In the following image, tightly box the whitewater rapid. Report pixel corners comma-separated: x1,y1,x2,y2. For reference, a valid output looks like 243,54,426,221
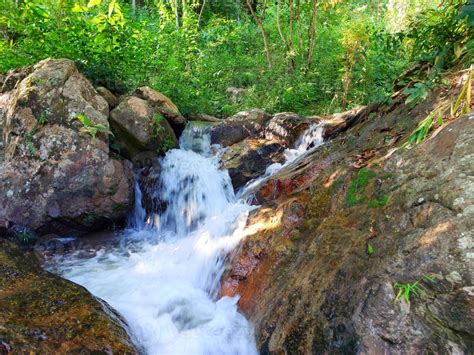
47,121,324,354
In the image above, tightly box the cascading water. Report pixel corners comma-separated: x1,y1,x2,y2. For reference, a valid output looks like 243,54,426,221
238,122,325,198
47,120,325,354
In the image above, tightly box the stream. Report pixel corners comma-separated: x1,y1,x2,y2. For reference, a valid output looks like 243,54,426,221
46,121,324,354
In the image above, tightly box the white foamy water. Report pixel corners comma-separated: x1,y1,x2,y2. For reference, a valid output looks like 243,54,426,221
47,120,324,354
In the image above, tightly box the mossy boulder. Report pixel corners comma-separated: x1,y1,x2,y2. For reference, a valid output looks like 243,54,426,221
133,86,187,136
0,58,134,236
0,238,138,353
109,96,178,161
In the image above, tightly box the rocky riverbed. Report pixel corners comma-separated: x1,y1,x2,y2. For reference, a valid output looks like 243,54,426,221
1,58,473,353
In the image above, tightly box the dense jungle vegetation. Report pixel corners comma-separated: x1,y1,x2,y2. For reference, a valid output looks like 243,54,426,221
0,0,473,117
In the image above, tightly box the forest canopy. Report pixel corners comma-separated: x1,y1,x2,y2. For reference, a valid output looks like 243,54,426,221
0,0,473,116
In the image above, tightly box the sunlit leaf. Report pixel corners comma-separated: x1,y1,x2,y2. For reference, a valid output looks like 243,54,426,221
88,0,101,8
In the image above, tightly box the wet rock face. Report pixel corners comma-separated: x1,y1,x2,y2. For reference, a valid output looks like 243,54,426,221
0,238,138,353
210,109,271,147
222,140,285,190
215,110,312,190
0,58,134,235
264,112,309,146
222,100,474,352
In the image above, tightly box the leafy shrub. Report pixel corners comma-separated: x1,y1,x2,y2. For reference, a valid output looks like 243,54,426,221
0,0,469,118
77,113,113,139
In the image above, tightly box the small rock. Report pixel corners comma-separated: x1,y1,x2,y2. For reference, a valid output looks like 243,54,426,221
96,86,119,109
446,271,463,283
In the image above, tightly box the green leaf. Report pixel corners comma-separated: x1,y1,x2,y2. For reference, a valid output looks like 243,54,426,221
367,244,374,255
72,4,86,12
88,0,101,8
77,113,92,126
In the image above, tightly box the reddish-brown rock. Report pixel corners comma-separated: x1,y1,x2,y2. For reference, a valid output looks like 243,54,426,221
221,83,474,353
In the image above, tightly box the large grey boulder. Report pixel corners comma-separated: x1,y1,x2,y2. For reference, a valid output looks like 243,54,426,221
109,95,178,161
0,58,134,235
265,112,309,146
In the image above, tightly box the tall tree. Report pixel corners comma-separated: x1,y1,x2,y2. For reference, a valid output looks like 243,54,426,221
246,0,272,69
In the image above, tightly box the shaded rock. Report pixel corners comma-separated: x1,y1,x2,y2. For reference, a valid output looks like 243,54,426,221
221,139,285,190
131,151,163,218
1,66,33,93
219,111,318,190
0,238,138,353
139,165,164,219
133,86,186,136
265,112,309,146
131,150,161,169
210,109,271,147
187,112,221,123
109,96,178,161
221,84,474,354
0,58,133,235
96,86,119,109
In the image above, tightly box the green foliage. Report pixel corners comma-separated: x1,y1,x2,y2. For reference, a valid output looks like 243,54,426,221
406,109,443,146
368,195,390,208
15,228,37,244
367,244,374,255
109,134,121,154
394,275,434,303
394,281,422,303
159,132,176,155
37,112,48,125
451,66,472,117
406,0,473,69
346,168,376,207
403,80,435,105
77,113,113,139
405,66,472,147
24,130,37,155
152,114,166,136
400,0,473,94
462,0,474,27
0,0,469,117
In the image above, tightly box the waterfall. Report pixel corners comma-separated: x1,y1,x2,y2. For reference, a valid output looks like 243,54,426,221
127,170,147,230
49,120,325,354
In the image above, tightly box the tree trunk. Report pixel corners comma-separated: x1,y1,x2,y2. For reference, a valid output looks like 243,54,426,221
198,0,207,24
246,0,272,69
306,0,318,71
